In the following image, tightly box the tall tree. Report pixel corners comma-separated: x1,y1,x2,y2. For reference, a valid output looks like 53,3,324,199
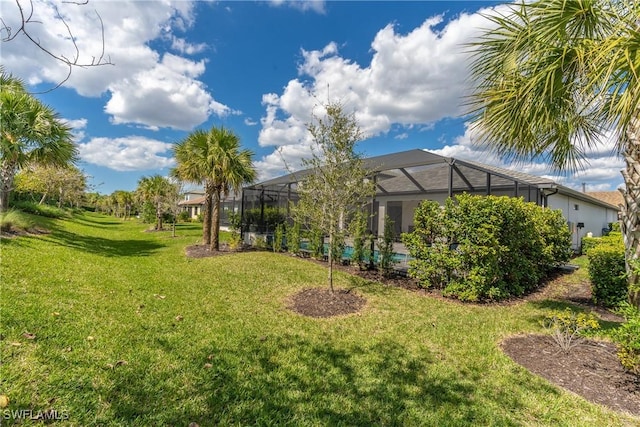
0,69,77,211
172,126,256,251
293,102,375,292
468,0,640,307
15,164,86,208
136,175,175,231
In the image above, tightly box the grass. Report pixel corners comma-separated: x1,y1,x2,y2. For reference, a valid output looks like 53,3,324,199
0,212,637,426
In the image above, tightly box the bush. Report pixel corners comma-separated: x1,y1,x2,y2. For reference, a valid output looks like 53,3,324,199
403,195,572,301
542,308,600,353
227,212,242,250
243,207,286,232
613,303,640,374
273,223,285,252
177,210,191,222
0,209,35,232
587,239,626,307
286,221,301,255
378,215,396,277
307,227,325,260
582,231,622,255
11,200,68,218
349,210,372,270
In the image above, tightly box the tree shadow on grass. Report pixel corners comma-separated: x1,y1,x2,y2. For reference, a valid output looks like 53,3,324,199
42,228,164,257
100,334,528,426
70,215,124,228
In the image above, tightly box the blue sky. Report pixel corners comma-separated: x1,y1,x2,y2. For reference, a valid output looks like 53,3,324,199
2,0,624,194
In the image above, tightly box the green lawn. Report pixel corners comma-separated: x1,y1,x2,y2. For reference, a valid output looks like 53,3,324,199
0,212,636,426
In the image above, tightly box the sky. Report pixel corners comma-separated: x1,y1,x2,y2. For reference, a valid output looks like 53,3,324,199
1,0,624,195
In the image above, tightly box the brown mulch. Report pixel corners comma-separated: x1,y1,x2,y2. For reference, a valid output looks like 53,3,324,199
0,226,50,239
287,287,366,318
502,335,640,417
185,244,254,259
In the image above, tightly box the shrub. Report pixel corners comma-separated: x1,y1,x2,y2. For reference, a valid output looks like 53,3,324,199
587,242,626,307
307,227,325,260
273,223,285,252
0,209,35,232
542,308,600,353
177,210,191,222
286,221,301,255
227,212,242,250
349,210,372,270
613,303,640,374
251,235,267,250
378,215,396,277
582,231,622,255
403,195,572,301
243,207,286,232
11,200,68,218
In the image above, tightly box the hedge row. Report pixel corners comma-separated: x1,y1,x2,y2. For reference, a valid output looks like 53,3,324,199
403,194,572,302
585,232,627,307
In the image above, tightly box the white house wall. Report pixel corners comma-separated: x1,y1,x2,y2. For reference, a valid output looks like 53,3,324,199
547,193,618,249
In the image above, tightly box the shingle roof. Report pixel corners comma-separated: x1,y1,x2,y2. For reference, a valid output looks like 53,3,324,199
586,191,624,208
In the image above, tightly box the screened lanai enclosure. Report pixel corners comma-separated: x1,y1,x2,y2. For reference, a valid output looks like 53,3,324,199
240,149,564,238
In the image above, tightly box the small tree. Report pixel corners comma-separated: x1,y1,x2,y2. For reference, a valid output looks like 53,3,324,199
293,102,375,292
379,215,396,277
349,209,372,270
286,220,301,256
273,223,286,252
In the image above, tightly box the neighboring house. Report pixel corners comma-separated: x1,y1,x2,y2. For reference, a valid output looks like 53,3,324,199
178,190,205,219
178,190,242,226
243,149,619,251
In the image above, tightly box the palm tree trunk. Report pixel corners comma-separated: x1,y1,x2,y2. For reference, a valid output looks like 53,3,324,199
620,111,640,308
210,187,221,252
203,182,214,246
0,161,15,213
156,200,163,230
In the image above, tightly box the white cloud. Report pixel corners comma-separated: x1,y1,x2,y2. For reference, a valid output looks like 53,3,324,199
170,36,208,55
244,118,258,126
62,117,88,142
256,7,499,179
431,123,625,192
2,0,229,130
268,0,326,14
104,53,214,130
78,136,175,171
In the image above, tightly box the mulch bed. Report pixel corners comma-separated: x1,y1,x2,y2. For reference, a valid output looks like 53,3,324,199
287,287,366,318
502,335,640,417
185,244,254,259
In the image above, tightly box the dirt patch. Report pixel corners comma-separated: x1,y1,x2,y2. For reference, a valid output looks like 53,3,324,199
0,226,50,239
502,335,640,417
288,287,366,318
185,244,251,259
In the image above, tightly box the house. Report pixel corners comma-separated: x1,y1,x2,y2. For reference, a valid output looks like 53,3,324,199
242,149,620,251
178,190,205,219
178,190,242,227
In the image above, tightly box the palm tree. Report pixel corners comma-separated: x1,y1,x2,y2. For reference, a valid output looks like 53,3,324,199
136,175,175,230
172,126,256,251
0,69,76,211
467,0,639,307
